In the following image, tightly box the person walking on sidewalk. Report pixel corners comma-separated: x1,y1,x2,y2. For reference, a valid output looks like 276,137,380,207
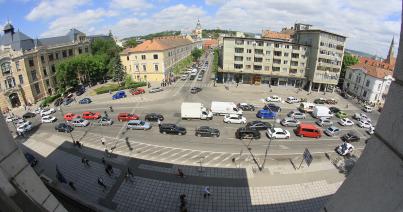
179,194,187,212
105,167,112,176
203,186,211,198
176,168,184,178
97,177,107,190
127,167,134,177
101,157,106,165
68,181,76,191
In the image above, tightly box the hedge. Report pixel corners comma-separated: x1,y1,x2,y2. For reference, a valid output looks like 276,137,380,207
94,82,147,94
40,93,62,107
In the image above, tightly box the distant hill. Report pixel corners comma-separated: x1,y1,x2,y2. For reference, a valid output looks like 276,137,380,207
346,49,383,59
202,29,237,39
122,30,181,42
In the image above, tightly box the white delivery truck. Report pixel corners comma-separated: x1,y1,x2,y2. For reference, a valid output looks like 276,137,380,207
211,101,243,116
312,106,333,118
181,102,213,120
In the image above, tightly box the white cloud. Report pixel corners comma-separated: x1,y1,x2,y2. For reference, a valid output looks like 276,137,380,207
110,0,153,11
205,0,226,5
26,0,90,21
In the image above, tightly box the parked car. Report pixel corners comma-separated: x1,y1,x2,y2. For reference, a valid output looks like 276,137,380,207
190,87,202,94
265,95,282,102
117,113,139,122
180,74,188,80
341,132,360,142
267,128,291,139
149,87,163,93
281,118,300,127
256,109,277,119
237,103,255,111
338,118,354,126
127,120,152,130
79,98,92,104
287,110,306,119
41,115,57,123
286,96,299,104
131,88,145,95
75,88,85,96
357,119,372,128
316,117,333,127
313,98,326,104
336,142,354,156
159,123,186,135
325,99,338,104
235,127,260,139
97,116,113,126
17,121,32,133
63,97,74,105
82,111,101,120
367,126,375,135
245,121,272,131
195,126,220,137
335,111,348,118
64,113,80,121
34,108,43,114
5,116,18,123
112,91,127,100
353,113,368,121
223,114,247,124
263,103,281,112
70,118,90,127
54,98,64,107
197,75,203,81
324,126,341,136
363,105,374,113
40,108,56,116
22,112,36,119
294,123,321,138
16,118,28,126
55,123,73,133
144,113,164,122
329,107,341,114
24,152,38,167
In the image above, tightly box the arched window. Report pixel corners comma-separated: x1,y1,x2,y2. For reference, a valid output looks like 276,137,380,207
1,62,11,76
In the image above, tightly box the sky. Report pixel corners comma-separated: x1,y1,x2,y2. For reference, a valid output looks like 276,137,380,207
0,0,401,58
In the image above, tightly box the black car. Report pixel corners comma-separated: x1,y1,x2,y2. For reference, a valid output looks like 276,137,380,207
79,98,92,104
159,123,186,135
341,132,360,142
24,153,38,167
246,121,273,131
190,87,202,94
55,123,74,133
54,98,64,107
263,103,281,112
195,126,220,137
145,113,164,122
237,103,255,111
329,107,341,114
64,98,74,105
314,98,326,104
76,88,85,96
22,112,36,119
235,127,261,139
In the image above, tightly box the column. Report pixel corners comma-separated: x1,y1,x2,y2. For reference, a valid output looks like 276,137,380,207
308,81,312,92
317,83,321,92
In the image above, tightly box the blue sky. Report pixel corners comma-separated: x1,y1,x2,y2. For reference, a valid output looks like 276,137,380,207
0,0,401,57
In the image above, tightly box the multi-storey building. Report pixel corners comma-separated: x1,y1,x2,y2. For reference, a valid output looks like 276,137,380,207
343,64,393,104
0,23,91,111
220,37,309,87
293,24,346,92
120,36,201,82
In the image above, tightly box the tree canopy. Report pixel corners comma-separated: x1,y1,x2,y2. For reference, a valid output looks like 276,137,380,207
123,38,138,49
338,53,359,87
191,48,203,61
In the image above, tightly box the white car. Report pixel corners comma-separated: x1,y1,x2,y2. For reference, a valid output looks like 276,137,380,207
223,114,247,124
367,126,375,135
5,116,17,123
266,128,291,139
17,121,32,133
180,74,188,80
34,108,43,114
316,118,333,127
286,96,299,104
338,118,354,126
353,113,368,121
41,115,57,123
16,118,28,126
357,120,372,128
324,126,341,137
70,118,90,127
265,95,281,102
336,142,354,156
363,105,373,113
40,108,56,116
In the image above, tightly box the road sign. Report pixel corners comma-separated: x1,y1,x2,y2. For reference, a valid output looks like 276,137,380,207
303,148,313,167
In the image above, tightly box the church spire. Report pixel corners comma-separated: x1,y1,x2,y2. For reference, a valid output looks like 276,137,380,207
385,36,395,65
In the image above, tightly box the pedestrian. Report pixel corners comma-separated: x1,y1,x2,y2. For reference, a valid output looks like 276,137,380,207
177,168,184,178
160,81,163,87
107,164,114,174
109,106,113,112
127,167,133,177
109,90,112,94
68,181,76,191
105,167,112,176
85,158,90,166
346,103,349,109
203,186,211,198
236,82,239,87
97,177,107,189
101,137,105,145
101,157,106,165
104,111,108,118
157,118,161,127
81,157,86,164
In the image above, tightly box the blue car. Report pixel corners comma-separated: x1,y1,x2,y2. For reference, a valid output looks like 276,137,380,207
79,97,92,104
256,109,277,119
112,91,127,100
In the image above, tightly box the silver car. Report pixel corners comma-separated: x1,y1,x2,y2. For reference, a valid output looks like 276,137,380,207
316,118,333,127
149,87,163,93
287,110,306,119
70,118,89,127
127,120,152,130
97,117,113,126
324,126,341,136
280,118,300,127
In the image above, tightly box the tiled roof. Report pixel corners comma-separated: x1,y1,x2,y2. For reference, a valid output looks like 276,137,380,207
359,57,395,71
350,64,393,79
122,36,193,54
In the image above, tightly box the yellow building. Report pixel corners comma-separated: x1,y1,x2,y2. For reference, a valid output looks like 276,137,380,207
120,36,200,82
0,23,91,111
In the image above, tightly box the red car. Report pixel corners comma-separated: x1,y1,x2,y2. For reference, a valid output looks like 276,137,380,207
64,113,80,121
82,111,101,120
117,113,139,122
130,88,145,95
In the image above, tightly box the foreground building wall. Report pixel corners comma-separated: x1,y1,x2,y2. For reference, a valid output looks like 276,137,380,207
324,6,403,211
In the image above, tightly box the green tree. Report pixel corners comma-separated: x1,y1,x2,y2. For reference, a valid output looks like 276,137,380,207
191,48,203,61
111,56,125,85
91,38,122,78
123,38,138,48
338,53,359,87
212,48,219,74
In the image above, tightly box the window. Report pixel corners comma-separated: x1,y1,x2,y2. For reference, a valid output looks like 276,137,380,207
142,55,146,60
366,80,370,87
68,49,73,56
78,48,82,54
235,48,244,53
363,91,367,97
275,43,280,48
255,49,263,54
264,66,270,71
265,51,271,55
246,49,252,53
48,53,54,61
51,65,56,73
29,59,34,67
15,61,20,71
43,68,48,77
55,52,59,60
290,69,297,74
143,64,147,71
266,58,271,62
253,65,262,70
283,60,288,64
1,62,11,75
5,77,16,89
31,70,38,81
254,57,263,62
291,61,298,66
284,52,289,57
135,64,139,71
273,59,281,64
41,55,45,63
246,57,251,61
234,64,243,69
274,51,282,56
348,73,352,80
154,64,159,71
235,39,244,45
85,47,89,53
282,67,288,71
127,56,129,61
285,45,290,49
153,54,158,59
234,56,243,61
34,83,40,94
291,53,299,58
62,50,67,58
245,65,251,69
272,66,280,71
18,75,24,84
256,41,263,46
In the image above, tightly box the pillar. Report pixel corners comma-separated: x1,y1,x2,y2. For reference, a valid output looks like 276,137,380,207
317,83,321,92
308,81,312,92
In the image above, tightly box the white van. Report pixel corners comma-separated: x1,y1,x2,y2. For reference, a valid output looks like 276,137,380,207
299,102,316,113
363,105,373,113
312,106,333,118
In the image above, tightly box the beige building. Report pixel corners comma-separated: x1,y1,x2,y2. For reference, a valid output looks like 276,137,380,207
120,36,201,82
220,37,308,87
0,23,91,111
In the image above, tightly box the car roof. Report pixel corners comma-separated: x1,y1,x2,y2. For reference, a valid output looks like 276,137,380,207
227,114,240,117
298,123,319,129
328,126,339,130
128,120,141,123
272,128,285,132
199,126,210,129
